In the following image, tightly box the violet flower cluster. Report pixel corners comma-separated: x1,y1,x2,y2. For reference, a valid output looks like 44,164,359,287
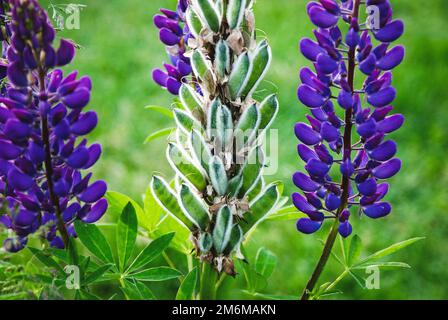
293,0,405,238
0,0,107,252
152,0,192,95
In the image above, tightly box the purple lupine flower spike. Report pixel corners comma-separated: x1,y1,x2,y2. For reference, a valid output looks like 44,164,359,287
152,0,192,95
294,0,405,239
0,0,107,252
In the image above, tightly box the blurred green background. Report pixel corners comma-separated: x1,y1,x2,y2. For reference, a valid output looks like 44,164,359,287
23,0,448,299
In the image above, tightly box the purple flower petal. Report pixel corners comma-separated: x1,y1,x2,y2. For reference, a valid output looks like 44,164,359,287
299,38,325,61
166,77,182,95
152,68,168,87
159,27,180,46
67,147,90,169
320,121,339,142
0,140,22,160
297,84,326,109
325,192,341,211
376,114,404,133
62,88,91,109
368,140,397,161
338,221,352,238
292,192,317,215
372,158,401,179
71,111,98,136
81,198,108,223
8,168,33,191
374,20,404,43
7,61,28,87
357,178,377,196
363,202,391,219
83,144,102,169
78,180,107,203
296,218,322,234
377,45,405,70
293,172,321,192
367,86,396,107
308,5,339,28
297,144,318,162
306,158,330,177
295,122,321,145
56,39,76,66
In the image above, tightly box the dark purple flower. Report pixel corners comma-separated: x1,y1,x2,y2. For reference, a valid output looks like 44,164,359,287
0,0,107,252
152,1,192,95
293,0,404,237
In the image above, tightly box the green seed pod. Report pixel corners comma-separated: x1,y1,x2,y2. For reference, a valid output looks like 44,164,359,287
192,0,221,33
224,225,244,255
191,50,212,82
238,146,264,197
186,8,203,38
241,40,272,98
179,184,211,230
151,176,194,230
227,0,247,30
207,98,233,148
209,156,228,196
174,109,203,134
213,205,234,254
215,40,231,80
228,52,251,100
199,232,213,252
234,103,260,148
167,143,207,191
190,129,212,174
179,84,203,113
258,94,279,131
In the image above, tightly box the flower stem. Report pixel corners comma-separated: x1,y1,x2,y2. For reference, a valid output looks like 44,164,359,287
39,71,70,248
300,0,361,301
199,262,218,300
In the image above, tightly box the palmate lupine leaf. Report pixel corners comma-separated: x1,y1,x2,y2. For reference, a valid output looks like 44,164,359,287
128,266,183,282
74,221,114,264
116,203,138,271
254,248,277,279
176,267,199,300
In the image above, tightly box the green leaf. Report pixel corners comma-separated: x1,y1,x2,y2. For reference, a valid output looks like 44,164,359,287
228,52,251,100
347,235,362,267
127,232,175,272
215,40,231,79
167,143,207,191
176,267,199,300
151,176,194,230
353,262,411,270
348,270,366,289
121,279,156,300
227,0,246,29
212,205,234,254
266,205,302,221
84,264,113,285
144,105,173,118
174,108,202,134
105,191,145,223
74,221,114,264
141,184,164,232
254,248,277,279
241,40,272,98
117,202,138,271
209,156,228,196
258,94,279,131
28,248,65,275
129,267,182,282
242,183,280,235
354,237,425,267
234,104,260,148
192,0,221,32
144,127,174,144
179,183,210,230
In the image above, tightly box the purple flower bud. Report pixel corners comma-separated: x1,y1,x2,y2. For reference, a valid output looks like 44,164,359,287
338,221,352,238
297,218,322,234
293,172,321,192
363,202,391,219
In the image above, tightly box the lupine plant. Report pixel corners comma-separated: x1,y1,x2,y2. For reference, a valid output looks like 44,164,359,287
0,0,107,253
149,0,286,299
294,0,422,300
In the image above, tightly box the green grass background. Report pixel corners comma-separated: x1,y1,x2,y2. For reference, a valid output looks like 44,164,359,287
27,0,448,299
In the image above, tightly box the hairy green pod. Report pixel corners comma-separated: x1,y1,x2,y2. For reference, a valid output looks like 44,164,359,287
190,129,212,174
228,52,251,100
258,94,279,131
215,40,231,80
151,176,194,230
224,225,244,255
227,0,247,30
179,84,203,113
179,184,211,230
241,41,272,98
242,183,280,234
199,232,213,252
191,50,212,82
238,146,263,198
207,99,234,148
234,103,260,148
167,143,207,191
192,0,221,33
209,156,228,196
213,205,234,254
174,109,202,134
186,8,203,38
